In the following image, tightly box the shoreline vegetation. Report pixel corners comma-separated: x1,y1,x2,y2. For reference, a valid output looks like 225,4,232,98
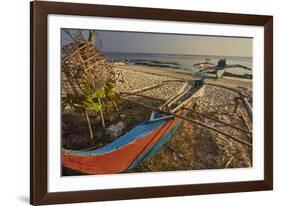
62,61,252,175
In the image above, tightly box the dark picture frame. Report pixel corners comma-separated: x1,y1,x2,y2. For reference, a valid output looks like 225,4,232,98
30,1,273,205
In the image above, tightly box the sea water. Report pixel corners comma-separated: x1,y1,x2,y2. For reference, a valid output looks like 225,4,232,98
103,52,252,80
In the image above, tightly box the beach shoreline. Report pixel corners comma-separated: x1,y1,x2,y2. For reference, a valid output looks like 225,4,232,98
114,64,252,91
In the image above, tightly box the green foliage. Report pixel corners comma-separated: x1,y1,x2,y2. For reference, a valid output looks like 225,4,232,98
62,82,121,117
62,95,85,114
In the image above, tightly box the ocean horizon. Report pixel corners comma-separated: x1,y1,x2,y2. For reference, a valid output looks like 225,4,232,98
103,51,252,80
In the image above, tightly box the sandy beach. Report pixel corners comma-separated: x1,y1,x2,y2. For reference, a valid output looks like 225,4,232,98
114,64,252,172
62,63,253,175
115,64,252,91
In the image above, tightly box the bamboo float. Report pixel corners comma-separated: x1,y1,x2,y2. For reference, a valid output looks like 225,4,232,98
121,97,252,147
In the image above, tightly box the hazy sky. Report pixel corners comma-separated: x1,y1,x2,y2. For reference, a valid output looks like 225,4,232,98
62,29,252,57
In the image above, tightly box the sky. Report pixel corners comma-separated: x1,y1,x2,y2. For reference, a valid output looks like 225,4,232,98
61,29,252,57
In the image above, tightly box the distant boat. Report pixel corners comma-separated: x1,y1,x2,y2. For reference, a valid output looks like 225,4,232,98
113,60,127,66
63,79,206,175
193,58,215,69
195,59,251,79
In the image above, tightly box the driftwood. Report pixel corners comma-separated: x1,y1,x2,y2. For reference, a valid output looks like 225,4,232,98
122,97,252,147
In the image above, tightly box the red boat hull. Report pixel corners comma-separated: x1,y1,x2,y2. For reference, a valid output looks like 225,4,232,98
63,114,181,174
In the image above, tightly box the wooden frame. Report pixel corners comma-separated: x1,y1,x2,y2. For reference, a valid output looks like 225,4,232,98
30,1,273,205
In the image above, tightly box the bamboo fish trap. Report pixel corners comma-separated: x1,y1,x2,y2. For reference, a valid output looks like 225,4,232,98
61,41,115,97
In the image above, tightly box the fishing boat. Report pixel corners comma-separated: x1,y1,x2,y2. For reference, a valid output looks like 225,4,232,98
194,59,252,79
63,78,206,175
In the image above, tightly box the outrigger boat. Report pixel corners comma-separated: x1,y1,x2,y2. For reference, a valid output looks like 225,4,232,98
62,38,253,175
63,78,206,175
194,59,252,79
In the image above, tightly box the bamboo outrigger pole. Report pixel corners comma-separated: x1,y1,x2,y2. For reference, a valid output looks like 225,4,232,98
122,97,252,147
183,107,252,135
127,79,187,95
120,92,252,135
239,93,252,121
208,83,252,118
